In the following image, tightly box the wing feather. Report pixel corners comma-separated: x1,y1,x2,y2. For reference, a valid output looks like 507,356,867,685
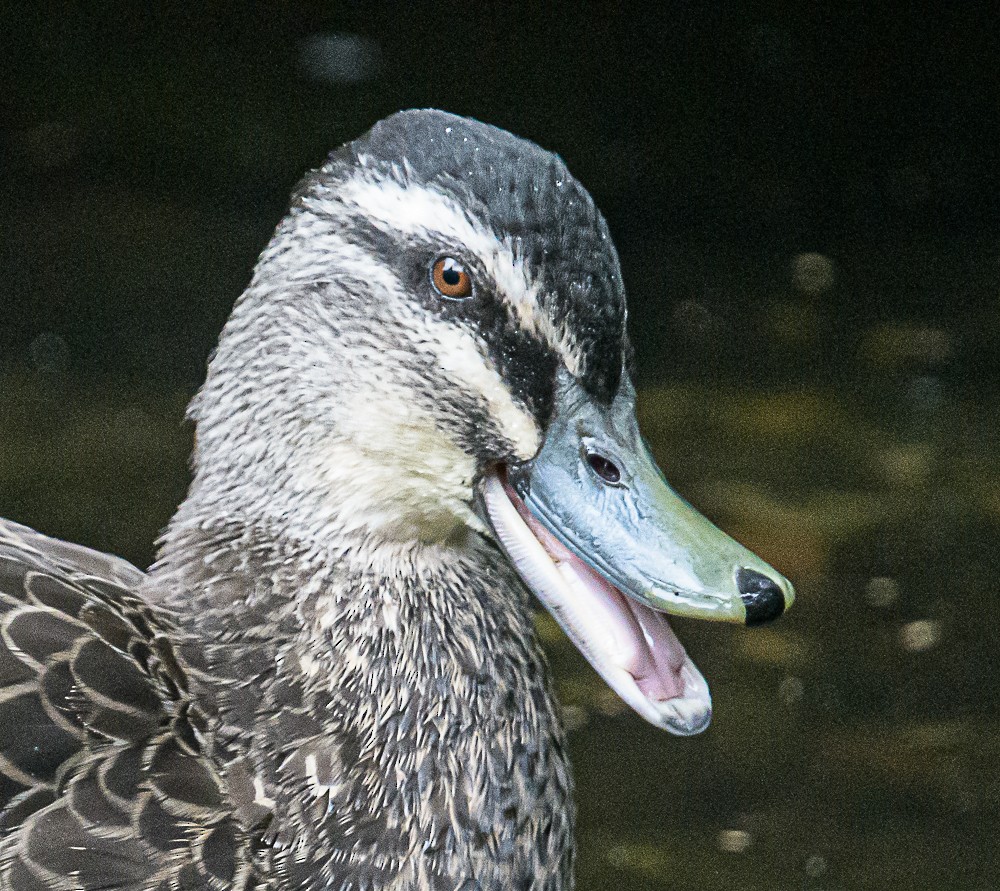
0,520,263,890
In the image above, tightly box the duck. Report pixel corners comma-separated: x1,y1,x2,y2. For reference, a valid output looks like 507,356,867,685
0,109,793,891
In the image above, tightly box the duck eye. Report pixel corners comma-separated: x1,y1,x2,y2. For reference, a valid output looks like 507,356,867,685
431,257,473,299
586,451,622,485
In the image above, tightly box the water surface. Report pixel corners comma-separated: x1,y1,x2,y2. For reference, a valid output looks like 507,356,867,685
3,351,994,890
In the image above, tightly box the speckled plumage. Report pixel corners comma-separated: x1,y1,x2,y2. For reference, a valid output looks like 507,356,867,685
0,110,633,890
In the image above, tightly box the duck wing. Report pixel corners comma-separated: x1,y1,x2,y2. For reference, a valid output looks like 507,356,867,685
0,519,259,890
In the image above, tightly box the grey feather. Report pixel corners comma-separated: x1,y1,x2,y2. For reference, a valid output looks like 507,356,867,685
0,109,645,890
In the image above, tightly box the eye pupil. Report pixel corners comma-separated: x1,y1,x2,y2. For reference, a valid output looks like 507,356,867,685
431,256,473,299
587,452,621,484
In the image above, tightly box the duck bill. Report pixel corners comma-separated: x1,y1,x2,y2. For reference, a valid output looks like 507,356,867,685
481,369,794,735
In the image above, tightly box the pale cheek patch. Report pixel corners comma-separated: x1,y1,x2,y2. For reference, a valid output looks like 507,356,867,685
309,392,482,542
305,341,539,543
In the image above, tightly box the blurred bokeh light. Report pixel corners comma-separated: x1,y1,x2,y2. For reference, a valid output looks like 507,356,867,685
1,4,997,890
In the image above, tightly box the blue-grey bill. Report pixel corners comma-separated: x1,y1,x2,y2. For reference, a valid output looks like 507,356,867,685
481,370,793,735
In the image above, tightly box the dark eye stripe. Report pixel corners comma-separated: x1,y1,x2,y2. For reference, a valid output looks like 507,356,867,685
319,214,562,423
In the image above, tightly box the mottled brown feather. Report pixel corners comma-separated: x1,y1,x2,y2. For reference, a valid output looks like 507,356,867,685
0,520,263,891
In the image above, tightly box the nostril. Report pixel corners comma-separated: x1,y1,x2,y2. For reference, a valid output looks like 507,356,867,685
586,451,621,485
736,567,786,626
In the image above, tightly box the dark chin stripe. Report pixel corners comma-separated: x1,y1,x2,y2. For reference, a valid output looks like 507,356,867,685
472,298,559,432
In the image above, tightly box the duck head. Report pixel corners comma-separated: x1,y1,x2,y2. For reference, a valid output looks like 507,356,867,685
188,109,793,736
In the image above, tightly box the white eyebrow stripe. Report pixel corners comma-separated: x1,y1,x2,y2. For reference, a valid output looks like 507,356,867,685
263,227,541,460
326,171,581,375
253,218,404,297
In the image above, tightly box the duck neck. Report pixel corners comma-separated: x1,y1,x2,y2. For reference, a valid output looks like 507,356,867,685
147,510,575,891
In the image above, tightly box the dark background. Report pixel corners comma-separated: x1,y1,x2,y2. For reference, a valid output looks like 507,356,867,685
3,3,998,387
2,4,999,890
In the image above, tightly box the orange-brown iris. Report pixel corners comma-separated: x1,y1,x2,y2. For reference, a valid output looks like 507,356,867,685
431,257,472,299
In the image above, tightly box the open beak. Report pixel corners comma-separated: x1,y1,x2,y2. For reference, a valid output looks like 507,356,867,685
480,369,794,735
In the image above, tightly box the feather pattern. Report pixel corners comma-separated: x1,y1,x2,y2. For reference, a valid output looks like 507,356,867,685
0,109,642,890
0,519,263,890
0,511,574,891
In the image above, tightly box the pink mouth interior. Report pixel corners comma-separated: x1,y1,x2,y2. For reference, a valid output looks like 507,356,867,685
504,480,688,702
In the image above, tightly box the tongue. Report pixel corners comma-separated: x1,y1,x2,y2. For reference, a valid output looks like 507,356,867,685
621,596,687,701
511,486,688,702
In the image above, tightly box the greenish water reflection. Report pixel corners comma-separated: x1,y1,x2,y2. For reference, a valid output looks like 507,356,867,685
1,369,996,890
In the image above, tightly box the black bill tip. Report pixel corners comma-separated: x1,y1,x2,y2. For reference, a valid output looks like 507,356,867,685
737,567,787,626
